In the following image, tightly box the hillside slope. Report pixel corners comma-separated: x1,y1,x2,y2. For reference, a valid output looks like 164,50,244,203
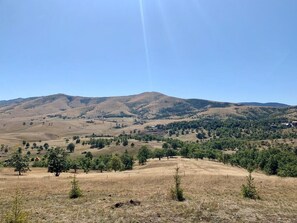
0,92,295,121
0,92,234,119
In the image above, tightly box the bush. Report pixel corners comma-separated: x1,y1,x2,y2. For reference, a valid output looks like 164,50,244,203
241,171,260,199
4,189,29,223
69,175,82,199
170,167,185,201
67,143,75,153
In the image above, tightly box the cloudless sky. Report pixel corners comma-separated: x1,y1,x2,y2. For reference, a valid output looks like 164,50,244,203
0,0,297,104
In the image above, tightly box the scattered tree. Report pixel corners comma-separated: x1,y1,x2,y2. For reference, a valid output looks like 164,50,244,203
98,161,106,173
85,151,93,160
67,143,75,153
154,149,164,160
80,157,92,174
109,155,123,172
43,143,49,150
121,150,134,170
9,149,30,175
122,138,129,147
137,146,150,165
47,148,68,177
69,160,80,173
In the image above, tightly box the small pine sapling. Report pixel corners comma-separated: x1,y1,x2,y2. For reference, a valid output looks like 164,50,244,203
241,169,260,200
4,189,29,223
69,175,83,199
170,167,185,201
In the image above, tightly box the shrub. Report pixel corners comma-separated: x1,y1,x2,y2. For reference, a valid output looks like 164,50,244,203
241,170,260,199
67,143,75,153
69,175,82,199
170,167,185,201
4,189,29,223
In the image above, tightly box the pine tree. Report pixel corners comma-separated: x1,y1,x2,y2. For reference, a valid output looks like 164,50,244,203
69,175,83,199
241,170,260,199
170,167,185,201
4,189,29,223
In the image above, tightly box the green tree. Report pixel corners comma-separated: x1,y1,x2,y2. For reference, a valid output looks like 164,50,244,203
165,148,177,159
154,149,164,160
43,143,49,150
80,157,92,174
241,170,260,199
121,150,134,170
264,156,278,175
69,175,82,199
9,149,30,175
170,167,185,201
67,143,75,153
47,148,68,177
85,151,93,160
109,155,123,172
122,138,129,147
97,161,106,173
137,146,150,165
162,143,170,149
69,160,80,173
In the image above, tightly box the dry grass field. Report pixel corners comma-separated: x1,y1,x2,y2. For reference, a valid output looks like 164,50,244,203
0,116,185,148
1,158,296,223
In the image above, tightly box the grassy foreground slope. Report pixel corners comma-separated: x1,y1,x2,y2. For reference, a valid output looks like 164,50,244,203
1,158,296,223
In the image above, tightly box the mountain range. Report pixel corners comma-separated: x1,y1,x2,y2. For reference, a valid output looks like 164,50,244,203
0,92,292,120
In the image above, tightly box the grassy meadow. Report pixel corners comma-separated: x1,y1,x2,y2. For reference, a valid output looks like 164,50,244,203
1,158,296,223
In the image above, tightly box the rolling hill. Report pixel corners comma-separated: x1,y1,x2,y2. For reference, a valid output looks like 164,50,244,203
0,92,292,120
0,92,231,120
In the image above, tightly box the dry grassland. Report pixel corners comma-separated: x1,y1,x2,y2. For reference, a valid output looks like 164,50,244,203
0,117,185,147
0,158,296,223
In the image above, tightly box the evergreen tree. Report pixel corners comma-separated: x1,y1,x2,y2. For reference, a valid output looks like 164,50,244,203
69,175,82,199
4,189,29,223
241,170,260,199
170,167,185,201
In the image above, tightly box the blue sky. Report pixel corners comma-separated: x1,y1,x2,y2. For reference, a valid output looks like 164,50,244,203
0,0,296,104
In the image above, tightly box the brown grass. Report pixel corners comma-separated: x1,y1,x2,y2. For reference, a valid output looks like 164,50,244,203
0,158,296,223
